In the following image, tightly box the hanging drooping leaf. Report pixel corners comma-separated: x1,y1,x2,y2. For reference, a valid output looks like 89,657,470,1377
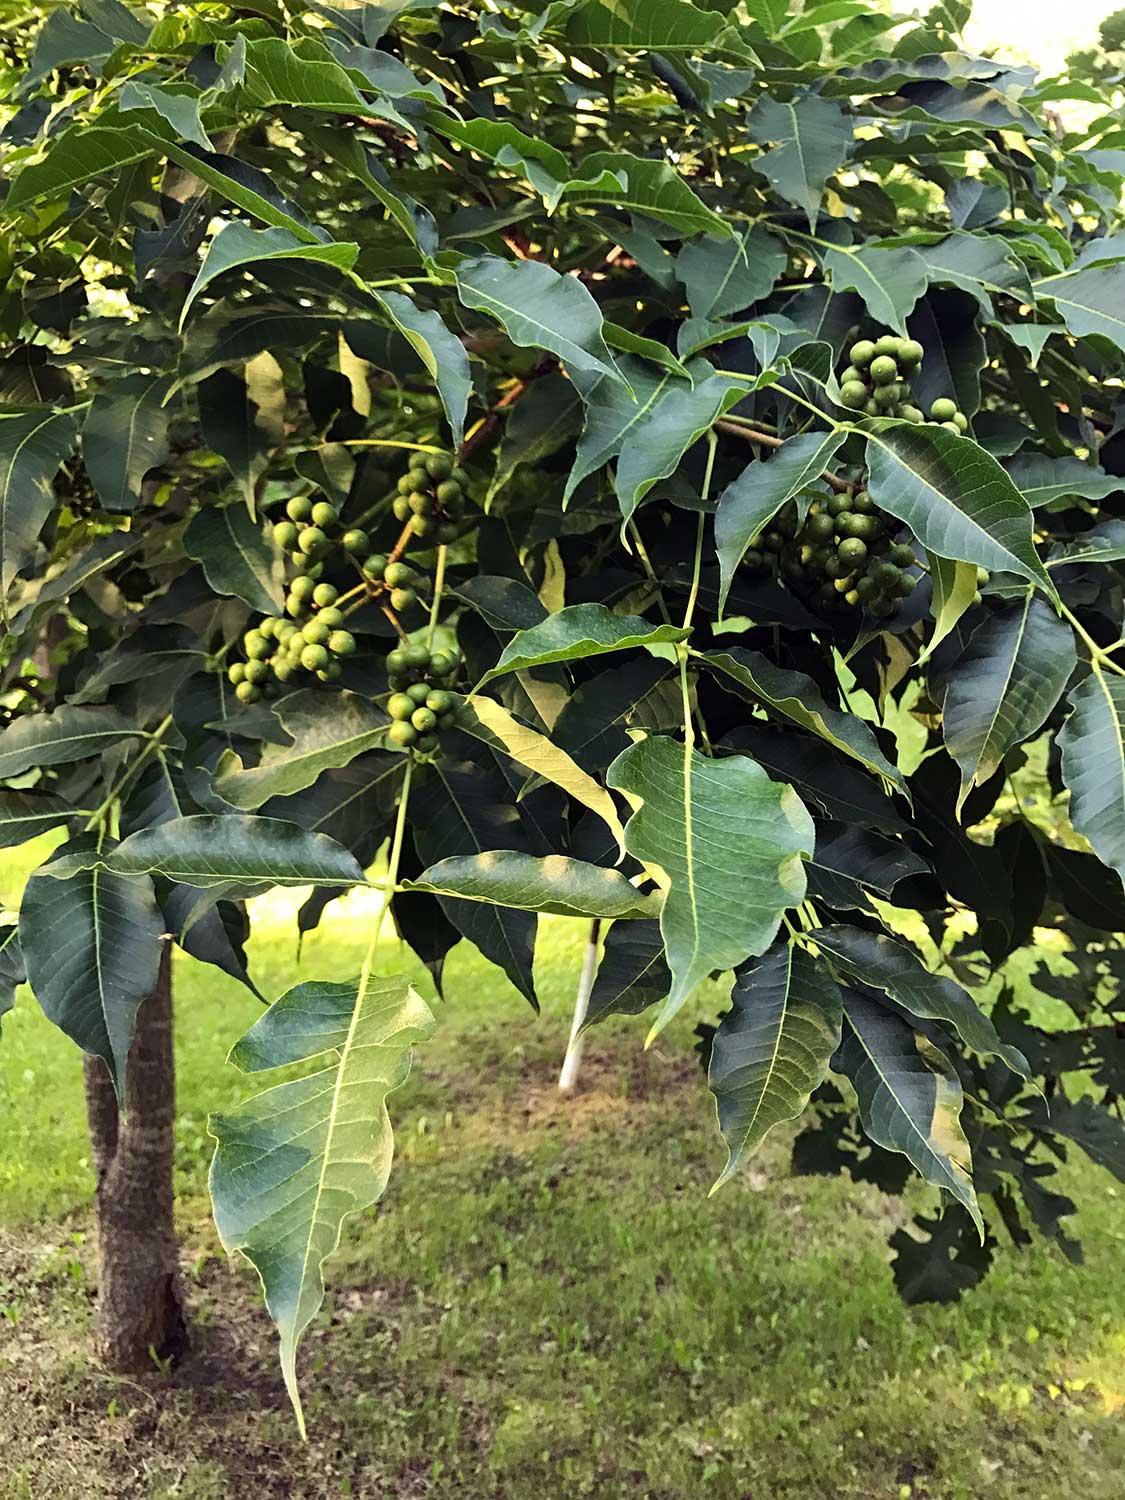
836,990,982,1234
179,223,359,329
0,705,144,780
942,592,1076,811
709,939,842,1187
1035,261,1125,353
213,691,390,808
562,151,730,236
614,371,746,524
374,292,470,449
477,604,688,685
581,919,671,1029
0,791,77,849
405,851,660,918
210,971,434,1435
819,243,928,334
1003,453,1123,508
197,359,285,508
82,374,174,512
20,840,164,1098
606,735,813,1035
0,407,81,618
552,657,671,772
566,358,679,503
676,226,787,320
184,502,285,615
747,95,854,229
1059,670,1125,882
804,822,929,909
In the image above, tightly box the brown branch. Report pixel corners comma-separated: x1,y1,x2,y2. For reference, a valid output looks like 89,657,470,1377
714,420,855,494
460,379,530,462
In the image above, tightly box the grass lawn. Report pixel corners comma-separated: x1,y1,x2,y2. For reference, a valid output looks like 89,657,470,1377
0,840,1123,1499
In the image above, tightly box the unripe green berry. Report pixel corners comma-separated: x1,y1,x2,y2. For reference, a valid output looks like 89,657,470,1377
286,496,314,523
411,515,435,538
286,596,310,619
342,529,369,555
273,660,294,683
852,490,876,515
387,692,416,720
939,421,961,435
870,355,898,385
405,682,430,705
228,662,246,685
407,491,432,516
425,689,454,715
409,451,430,472
397,473,417,496
425,453,453,480
328,630,356,656
844,588,861,606
390,586,417,611
874,383,900,409
899,405,925,423
299,526,328,556
244,659,269,684
411,706,438,733
302,620,330,646
873,560,901,589
838,537,868,567
931,397,957,421
435,479,462,506
415,732,440,755
317,661,343,682
953,411,968,432
976,566,990,587
850,340,876,367
311,501,338,529
436,522,461,545
807,512,835,541
898,339,924,367
312,582,338,608
856,576,879,603
832,511,854,536
317,606,345,630
895,573,916,598
840,366,864,386
429,650,455,677
404,644,431,670
874,335,900,358
236,680,261,703
393,496,412,521
451,467,471,488
290,551,311,574
387,720,417,749
386,648,407,675
301,644,330,671
273,520,299,549
840,381,868,409
889,543,915,568
290,575,317,602
383,561,413,588
245,631,270,660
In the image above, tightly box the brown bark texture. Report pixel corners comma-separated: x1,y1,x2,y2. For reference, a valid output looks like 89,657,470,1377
83,943,188,1371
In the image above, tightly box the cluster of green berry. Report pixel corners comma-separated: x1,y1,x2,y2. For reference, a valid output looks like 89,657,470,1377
838,335,969,433
227,584,357,704
743,490,917,619
390,449,470,544
384,642,460,754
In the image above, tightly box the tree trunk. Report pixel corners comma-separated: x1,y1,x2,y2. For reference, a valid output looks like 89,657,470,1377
83,944,188,1371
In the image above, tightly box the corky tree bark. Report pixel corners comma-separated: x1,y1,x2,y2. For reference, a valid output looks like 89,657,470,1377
83,944,187,1371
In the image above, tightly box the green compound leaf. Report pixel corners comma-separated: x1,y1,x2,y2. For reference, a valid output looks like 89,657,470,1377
405,851,661,919
748,94,854,230
0,407,80,621
1059,670,1125,883
0,704,144,780
0,791,76,849
242,36,369,112
455,255,623,385
606,735,813,1037
836,990,982,1235
6,122,158,210
120,80,213,151
615,370,746,525
179,224,359,330
814,925,1030,1076
565,0,740,54
863,421,1054,593
210,971,434,1435
942,592,1076,812
581,919,671,1031
714,432,846,610
82,374,174,513
562,150,730,236
1049,519,1125,565
703,648,906,791
44,815,367,892
1035,261,1125,354
1003,453,1123,508
709,938,842,1188
20,842,164,1099
374,292,470,449
477,604,688,686
214,692,390,809
566,359,678,504
184,502,285,616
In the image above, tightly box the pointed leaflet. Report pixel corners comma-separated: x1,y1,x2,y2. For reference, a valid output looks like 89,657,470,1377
552,657,671,772
714,432,846,609
566,0,737,52
606,736,813,1035
477,604,688,686
374,292,470,449
920,233,1031,315
1003,453,1123,508
836,990,982,1234
197,360,285,509
0,791,76,849
565,358,677,504
5,123,158,210
119,80,213,151
214,691,390,808
804,822,928,909
581,919,671,1030
1059,671,1125,883
82,375,173,513
724,722,907,834
1035,262,1125,354
1050,520,1125,565
615,372,746,525
0,922,23,1036
44,815,366,891
412,761,537,1006
20,844,164,1098
184,502,285,615
864,422,1053,592
486,374,582,505
676,226,787,320
924,552,979,664
404,852,660,919
814,925,1029,1076
820,245,928,335
455,256,623,385
943,592,1075,811
210,972,434,1435
0,704,143,780
561,151,729,236
704,648,905,791
179,224,359,330
0,408,80,619
709,939,842,1188
458,695,625,852
747,95,853,231
241,36,370,112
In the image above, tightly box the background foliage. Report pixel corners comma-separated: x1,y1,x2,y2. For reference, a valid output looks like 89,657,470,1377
1,0,1124,1426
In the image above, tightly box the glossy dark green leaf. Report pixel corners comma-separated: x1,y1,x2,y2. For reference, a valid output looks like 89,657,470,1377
180,224,359,329
723,722,907,833
20,842,164,1098
581,919,670,1030
805,823,928,909
197,362,285,508
184,502,285,615
615,371,745,524
714,432,845,609
607,735,813,1035
1020,1095,1125,1181
1059,670,1125,882
7,123,158,210
942,593,1075,811
820,243,927,334
814,925,1030,1075
82,374,174,513
0,791,76,849
1003,453,1123,508
566,358,681,504
864,422,1053,592
552,657,670,772
0,704,144,780
564,151,729,235
242,36,368,112
374,292,470,449
0,407,81,618
710,938,841,1187
1035,261,1125,353
478,604,687,685
676,226,786,320
748,95,853,229
0,922,23,1036
836,990,982,1233
566,0,737,53
920,232,1031,314
1049,520,1125,565
120,81,213,151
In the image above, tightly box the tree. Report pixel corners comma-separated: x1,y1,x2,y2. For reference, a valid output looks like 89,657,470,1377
2,0,1124,1429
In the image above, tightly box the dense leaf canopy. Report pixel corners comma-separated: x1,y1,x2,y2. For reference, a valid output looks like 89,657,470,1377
2,0,1125,1421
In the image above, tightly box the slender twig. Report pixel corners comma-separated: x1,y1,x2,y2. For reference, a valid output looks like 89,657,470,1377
84,715,174,832
714,418,854,494
426,544,447,650
1060,601,1125,676
627,520,673,625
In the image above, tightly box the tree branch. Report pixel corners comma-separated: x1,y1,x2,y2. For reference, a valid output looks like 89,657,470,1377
714,419,855,493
